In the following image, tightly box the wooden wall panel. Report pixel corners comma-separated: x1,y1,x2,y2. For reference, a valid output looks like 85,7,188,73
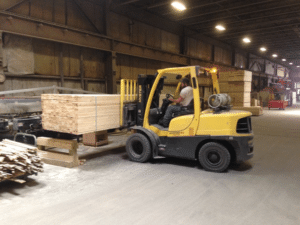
198,41,212,61
146,59,161,75
109,13,130,42
83,48,105,79
119,15,130,42
0,0,21,10
33,39,57,75
87,82,105,93
215,46,232,65
187,38,212,61
30,0,53,21
187,38,198,58
61,45,81,77
118,55,132,79
11,1,30,15
161,31,180,54
110,12,121,40
132,57,147,79
135,22,147,45
54,0,66,24
67,1,93,31
235,53,246,69
69,45,81,77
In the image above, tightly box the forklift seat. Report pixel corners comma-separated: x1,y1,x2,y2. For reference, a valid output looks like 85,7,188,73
173,99,194,117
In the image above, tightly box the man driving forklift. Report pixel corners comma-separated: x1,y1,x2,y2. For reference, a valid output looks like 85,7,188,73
159,77,193,127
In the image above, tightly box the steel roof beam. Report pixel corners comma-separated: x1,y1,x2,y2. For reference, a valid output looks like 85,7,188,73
186,2,300,26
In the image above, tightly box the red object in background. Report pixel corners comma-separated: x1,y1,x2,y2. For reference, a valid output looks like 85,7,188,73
268,100,288,110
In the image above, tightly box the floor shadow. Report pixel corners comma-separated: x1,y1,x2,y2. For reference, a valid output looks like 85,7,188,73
0,177,40,197
149,157,198,168
229,161,253,172
79,146,126,160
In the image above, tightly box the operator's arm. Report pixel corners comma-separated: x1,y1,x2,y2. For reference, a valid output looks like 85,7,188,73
170,96,184,104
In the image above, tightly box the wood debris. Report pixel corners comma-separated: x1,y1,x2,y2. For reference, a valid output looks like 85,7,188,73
0,139,43,183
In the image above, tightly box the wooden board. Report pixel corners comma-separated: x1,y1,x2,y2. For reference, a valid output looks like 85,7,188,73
41,94,120,135
219,70,252,82
231,102,251,107
219,81,251,93
228,92,251,103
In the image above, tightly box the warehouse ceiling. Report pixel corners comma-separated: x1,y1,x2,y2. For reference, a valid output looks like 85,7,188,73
113,0,300,69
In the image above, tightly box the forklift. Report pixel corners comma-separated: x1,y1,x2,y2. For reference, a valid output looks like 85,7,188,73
123,66,254,172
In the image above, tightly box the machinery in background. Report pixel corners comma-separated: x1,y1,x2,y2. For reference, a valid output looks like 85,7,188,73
0,86,95,143
268,82,289,110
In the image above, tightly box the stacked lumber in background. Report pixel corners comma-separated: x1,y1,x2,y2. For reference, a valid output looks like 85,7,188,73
41,94,120,135
0,139,43,183
219,70,252,107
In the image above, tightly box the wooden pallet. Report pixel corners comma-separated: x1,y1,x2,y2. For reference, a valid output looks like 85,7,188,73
37,137,80,168
83,131,108,147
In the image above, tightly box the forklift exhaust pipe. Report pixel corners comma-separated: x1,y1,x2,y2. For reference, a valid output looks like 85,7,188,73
208,94,231,109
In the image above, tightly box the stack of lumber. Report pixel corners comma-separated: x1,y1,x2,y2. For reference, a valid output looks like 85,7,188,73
219,70,252,107
41,94,120,135
0,139,43,183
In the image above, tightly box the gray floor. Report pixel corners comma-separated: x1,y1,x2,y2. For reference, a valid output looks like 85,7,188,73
1,107,300,225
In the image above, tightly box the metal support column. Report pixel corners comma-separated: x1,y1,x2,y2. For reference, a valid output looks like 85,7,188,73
59,44,64,88
231,49,236,67
0,31,6,84
80,48,85,90
246,52,250,70
211,45,215,62
105,51,117,94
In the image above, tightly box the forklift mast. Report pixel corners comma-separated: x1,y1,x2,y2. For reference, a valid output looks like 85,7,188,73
120,74,164,128
136,74,164,126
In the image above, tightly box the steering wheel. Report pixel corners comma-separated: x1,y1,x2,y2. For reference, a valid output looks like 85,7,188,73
166,93,174,99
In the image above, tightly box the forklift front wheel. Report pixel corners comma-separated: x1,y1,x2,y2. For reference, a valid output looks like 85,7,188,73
198,142,231,172
126,133,152,163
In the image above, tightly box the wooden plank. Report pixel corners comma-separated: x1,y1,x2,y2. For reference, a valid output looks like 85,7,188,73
228,92,251,103
37,137,78,150
41,94,120,134
37,150,79,168
219,70,252,82
219,81,252,93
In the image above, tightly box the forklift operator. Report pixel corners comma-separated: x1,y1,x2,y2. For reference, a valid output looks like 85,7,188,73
160,78,193,127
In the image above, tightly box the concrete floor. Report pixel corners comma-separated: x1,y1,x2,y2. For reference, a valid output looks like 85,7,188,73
1,107,300,225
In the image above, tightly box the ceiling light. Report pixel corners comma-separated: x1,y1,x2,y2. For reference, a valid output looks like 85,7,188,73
282,59,286,61
243,37,251,43
215,25,226,31
171,1,186,11
260,47,267,52
272,54,278,58
297,66,300,68
289,62,293,65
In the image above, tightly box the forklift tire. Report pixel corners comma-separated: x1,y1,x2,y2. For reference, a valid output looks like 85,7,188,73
198,142,231,172
126,133,152,163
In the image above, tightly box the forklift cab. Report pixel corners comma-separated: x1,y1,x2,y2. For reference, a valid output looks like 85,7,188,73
144,66,204,136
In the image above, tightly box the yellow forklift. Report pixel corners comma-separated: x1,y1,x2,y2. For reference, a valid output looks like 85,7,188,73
122,66,253,172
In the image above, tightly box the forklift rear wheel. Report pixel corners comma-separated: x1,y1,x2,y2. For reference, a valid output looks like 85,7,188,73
198,142,231,172
126,133,152,163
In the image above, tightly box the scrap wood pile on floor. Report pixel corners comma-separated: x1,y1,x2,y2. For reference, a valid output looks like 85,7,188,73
0,139,43,183
41,94,120,135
